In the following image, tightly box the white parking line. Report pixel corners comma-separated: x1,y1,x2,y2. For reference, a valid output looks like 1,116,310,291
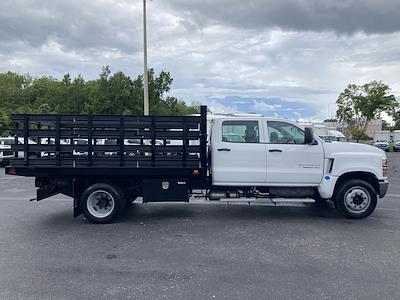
0,197,69,201
386,194,400,198
376,207,400,211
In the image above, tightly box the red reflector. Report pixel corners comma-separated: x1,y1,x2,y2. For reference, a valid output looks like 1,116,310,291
7,168,16,175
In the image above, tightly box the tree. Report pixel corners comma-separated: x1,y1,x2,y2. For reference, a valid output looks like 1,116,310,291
336,81,398,138
394,120,400,130
0,72,33,135
382,120,391,131
0,67,199,136
348,127,372,143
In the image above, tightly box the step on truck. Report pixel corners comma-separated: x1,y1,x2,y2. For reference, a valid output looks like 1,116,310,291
5,106,389,223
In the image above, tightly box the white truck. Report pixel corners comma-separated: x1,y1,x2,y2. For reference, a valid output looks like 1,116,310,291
0,137,15,167
6,107,389,223
320,130,347,142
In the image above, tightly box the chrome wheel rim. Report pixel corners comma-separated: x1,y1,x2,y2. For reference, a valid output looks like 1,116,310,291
87,190,115,219
344,186,371,214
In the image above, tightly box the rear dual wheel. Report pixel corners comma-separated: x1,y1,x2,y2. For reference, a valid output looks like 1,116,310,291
81,183,126,224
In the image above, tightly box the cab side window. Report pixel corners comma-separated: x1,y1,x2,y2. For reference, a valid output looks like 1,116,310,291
222,121,259,143
267,121,305,144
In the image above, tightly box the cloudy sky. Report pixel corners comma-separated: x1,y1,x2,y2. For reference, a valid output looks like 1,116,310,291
1,0,400,120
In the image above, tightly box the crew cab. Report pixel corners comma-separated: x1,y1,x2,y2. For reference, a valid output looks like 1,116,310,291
5,107,389,223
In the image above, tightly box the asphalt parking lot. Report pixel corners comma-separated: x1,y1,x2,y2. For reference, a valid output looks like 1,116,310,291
0,153,400,300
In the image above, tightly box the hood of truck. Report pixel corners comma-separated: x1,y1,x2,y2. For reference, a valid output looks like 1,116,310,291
323,141,386,158
321,141,387,179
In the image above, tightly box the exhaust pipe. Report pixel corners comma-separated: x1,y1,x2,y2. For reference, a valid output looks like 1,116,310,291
208,190,240,200
208,191,226,200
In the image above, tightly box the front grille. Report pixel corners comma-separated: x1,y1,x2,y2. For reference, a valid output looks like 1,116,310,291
3,151,13,156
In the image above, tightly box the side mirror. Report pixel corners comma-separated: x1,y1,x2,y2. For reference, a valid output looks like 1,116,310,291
304,127,314,144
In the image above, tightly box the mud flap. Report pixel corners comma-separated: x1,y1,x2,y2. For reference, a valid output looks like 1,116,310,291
35,177,60,201
73,178,82,218
36,188,60,201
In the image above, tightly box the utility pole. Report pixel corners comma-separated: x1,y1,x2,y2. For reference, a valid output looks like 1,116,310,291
143,0,149,115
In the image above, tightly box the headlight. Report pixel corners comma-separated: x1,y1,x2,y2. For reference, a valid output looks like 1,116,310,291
383,159,388,177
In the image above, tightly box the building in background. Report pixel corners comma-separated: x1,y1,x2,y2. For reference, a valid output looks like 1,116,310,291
323,120,344,131
366,119,383,139
300,118,384,141
374,130,400,143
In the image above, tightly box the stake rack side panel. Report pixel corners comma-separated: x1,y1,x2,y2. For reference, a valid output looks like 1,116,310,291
9,106,207,170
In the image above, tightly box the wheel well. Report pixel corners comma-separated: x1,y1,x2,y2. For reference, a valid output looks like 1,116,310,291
72,177,140,218
74,177,140,197
334,172,379,195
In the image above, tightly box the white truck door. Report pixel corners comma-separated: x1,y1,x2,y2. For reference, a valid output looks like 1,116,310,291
211,119,267,186
265,121,324,185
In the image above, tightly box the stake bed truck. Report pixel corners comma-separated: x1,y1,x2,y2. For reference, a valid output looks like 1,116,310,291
5,106,389,223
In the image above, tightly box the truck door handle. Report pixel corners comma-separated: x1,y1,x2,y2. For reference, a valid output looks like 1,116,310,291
217,148,231,152
269,149,282,153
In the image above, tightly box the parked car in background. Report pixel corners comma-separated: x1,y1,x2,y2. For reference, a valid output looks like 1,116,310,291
72,139,89,156
329,130,347,142
0,137,15,166
393,141,400,152
1,137,51,163
374,141,390,152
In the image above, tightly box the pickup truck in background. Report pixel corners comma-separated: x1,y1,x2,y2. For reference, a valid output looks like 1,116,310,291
5,106,389,223
320,130,347,142
0,137,15,166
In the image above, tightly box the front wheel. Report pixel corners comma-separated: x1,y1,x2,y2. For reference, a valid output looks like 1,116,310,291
81,183,126,224
333,179,377,219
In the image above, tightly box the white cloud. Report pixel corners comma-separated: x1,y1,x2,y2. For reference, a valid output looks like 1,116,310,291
0,0,399,120
252,100,282,112
204,100,239,114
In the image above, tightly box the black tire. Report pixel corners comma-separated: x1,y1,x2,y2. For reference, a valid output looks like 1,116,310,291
333,179,377,219
80,183,126,224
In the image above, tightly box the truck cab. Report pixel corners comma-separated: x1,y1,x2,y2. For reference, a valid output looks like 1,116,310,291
209,117,389,218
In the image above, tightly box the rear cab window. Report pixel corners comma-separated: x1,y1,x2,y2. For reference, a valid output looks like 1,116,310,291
222,121,260,143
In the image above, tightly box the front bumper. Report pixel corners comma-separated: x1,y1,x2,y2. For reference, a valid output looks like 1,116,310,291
379,180,389,198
